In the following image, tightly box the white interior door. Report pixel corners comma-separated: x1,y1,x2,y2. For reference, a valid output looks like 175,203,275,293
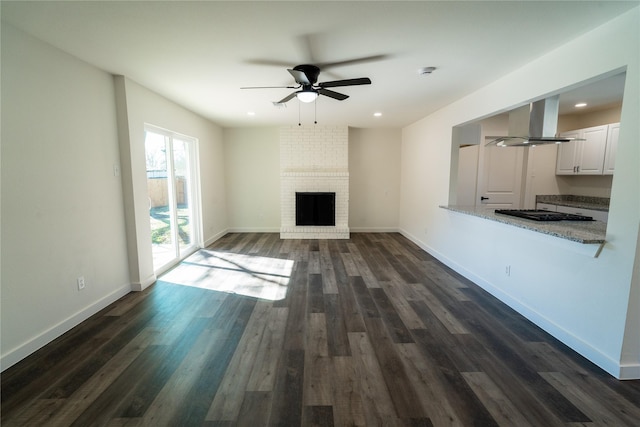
477,142,524,208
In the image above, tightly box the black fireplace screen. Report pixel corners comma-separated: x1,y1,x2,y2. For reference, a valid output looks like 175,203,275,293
296,192,335,226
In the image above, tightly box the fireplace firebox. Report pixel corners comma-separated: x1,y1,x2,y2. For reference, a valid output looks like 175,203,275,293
296,192,335,226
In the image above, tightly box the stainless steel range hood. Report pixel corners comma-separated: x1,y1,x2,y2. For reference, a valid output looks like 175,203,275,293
487,95,577,147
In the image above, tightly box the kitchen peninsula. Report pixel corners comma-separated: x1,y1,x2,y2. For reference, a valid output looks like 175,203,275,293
440,205,606,244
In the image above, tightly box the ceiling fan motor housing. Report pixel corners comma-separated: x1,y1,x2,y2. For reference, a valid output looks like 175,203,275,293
293,64,320,85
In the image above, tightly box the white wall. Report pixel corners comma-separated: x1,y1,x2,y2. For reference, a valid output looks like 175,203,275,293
456,145,479,206
224,127,280,232
559,105,622,133
1,25,131,369
399,7,640,379
349,128,401,231
114,76,227,288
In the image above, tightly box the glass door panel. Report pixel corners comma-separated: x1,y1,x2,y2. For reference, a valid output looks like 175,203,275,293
145,130,176,270
172,138,194,255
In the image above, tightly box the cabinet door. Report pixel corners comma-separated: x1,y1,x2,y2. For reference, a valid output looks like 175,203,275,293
604,123,619,175
577,125,608,175
556,130,580,175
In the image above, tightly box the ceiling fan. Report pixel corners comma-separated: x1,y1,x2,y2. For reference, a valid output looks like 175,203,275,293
241,64,372,104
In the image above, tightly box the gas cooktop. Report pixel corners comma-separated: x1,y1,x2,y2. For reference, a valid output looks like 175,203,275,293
495,209,594,222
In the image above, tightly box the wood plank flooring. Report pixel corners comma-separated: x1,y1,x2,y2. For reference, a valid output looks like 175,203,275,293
2,232,640,426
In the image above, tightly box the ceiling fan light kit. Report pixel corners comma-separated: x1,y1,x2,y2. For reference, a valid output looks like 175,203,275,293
296,90,318,103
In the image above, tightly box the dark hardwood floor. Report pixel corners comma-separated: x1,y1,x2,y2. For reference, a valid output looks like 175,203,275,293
2,233,640,426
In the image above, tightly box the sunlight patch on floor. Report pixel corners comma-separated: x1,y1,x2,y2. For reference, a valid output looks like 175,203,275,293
160,249,294,301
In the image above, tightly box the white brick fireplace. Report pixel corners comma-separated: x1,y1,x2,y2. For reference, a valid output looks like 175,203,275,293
280,125,349,239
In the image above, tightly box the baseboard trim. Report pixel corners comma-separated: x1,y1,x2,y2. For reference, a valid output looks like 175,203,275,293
131,272,157,292
204,228,230,248
619,363,640,380
1,283,132,372
349,227,400,233
214,227,401,235
398,228,631,380
225,227,280,234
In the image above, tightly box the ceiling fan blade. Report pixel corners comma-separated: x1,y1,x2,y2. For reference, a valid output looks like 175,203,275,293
317,54,390,69
241,86,298,89
288,68,311,85
297,33,319,64
275,92,298,104
317,88,349,101
318,77,371,88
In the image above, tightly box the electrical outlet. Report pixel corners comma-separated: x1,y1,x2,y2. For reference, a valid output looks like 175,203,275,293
505,265,511,277
77,276,86,290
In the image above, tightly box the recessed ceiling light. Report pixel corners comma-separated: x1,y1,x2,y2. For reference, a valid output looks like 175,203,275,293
373,112,382,117
575,102,587,108
247,111,256,116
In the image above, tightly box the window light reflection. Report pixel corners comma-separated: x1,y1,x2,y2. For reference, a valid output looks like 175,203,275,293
159,250,294,301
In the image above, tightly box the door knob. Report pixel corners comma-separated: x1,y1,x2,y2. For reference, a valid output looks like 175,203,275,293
481,196,489,201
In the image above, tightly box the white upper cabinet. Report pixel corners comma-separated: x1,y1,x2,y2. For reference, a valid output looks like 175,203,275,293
603,123,620,175
556,130,581,174
578,125,608,174
556,124,616,175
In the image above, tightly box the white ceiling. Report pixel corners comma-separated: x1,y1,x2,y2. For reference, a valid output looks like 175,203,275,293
2,1,635,128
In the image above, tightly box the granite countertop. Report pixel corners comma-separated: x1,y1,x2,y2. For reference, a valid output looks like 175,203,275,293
536,195,610,212
441,205,606,244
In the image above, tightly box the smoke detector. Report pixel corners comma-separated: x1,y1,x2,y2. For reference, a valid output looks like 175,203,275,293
418,66,436,75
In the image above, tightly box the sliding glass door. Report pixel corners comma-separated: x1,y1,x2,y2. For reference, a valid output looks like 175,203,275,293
145,126,199,273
